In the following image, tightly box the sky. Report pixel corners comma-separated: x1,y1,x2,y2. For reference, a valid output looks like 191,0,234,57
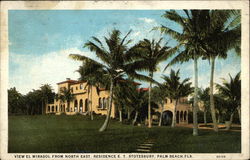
8,10,241,94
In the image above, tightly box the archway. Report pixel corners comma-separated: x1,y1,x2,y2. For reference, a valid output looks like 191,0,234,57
74,100,78,112
79,99,83,112
180,111,183,122
85,99,88,112
52,106,54,112
48,106,50,112
162,110,173,126
184,111,187,121
176,111,180,123
98,98,102,109
56,105,58,112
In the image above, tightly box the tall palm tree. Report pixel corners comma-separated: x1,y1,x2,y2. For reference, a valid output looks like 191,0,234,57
156,10,210,135
131,38,177,128
40,84,53,114
162,69,193,127
70,29,153,132
202,10,241,132
216,72,241,129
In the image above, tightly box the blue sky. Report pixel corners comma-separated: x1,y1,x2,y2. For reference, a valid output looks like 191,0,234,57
9,10,240,94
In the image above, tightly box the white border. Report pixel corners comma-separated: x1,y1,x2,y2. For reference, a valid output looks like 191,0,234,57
0,1,249,160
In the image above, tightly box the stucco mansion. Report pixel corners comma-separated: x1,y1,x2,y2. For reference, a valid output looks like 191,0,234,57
46,78,191,125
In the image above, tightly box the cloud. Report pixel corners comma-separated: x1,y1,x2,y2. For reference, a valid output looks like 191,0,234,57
138,18,156,24
9,48,96,94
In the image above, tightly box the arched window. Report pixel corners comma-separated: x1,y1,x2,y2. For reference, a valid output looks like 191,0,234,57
48,106,50,112
52,106,54,112
103,98,106,109
74,100,78,112
79,99,83,112
85,99,88,112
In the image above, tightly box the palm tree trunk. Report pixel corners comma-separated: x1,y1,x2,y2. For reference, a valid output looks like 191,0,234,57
237,106,241,124
217,114,221,124
87,85,90,116
158,103,164,127
127,107,130,120
99,79,114,132
132,111,138,125
193,57,199,136
90,85,93,120
171,99,178,127
226,112,234,130
148,72,153,128
119,110,122,122
210,57,218,132
204,110,207,125
67,101,70,112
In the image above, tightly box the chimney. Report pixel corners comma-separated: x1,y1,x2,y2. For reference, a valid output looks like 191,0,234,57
66,78,70,81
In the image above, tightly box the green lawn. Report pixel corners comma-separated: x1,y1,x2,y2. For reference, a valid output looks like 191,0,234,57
8,115,241,153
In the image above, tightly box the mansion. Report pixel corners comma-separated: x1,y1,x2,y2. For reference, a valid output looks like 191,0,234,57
46,78,191,125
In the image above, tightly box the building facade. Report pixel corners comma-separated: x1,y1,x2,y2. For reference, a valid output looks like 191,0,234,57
46,78,190,125
46,78,115,117
159,97,191,125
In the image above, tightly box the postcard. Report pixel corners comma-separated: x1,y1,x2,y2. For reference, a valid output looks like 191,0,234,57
0,1,249,160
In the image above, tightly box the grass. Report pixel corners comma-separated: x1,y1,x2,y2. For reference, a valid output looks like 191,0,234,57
8,115,241,153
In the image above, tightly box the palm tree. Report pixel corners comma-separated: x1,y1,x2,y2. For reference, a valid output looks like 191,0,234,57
216,72,241,129
113,80,131,122
151,85,168,126
125,82,146,125
201,10,241,132
131,38,177,128
156,10,210,135
76,60,108,120
60,88,75,112
162,69,193,127
199,87,210,125
70,29,153,132
40,84,53,114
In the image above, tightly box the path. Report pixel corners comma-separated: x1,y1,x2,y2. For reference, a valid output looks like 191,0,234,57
134,139,155,153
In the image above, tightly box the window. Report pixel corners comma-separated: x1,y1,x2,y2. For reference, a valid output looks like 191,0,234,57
48,106,50,112
80,84,83,89
76,86,78,90
70,87,73,92
98,98,102,108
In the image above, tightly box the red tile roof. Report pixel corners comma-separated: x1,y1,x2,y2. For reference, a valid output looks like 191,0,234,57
137,88,149,92
57,80,78,85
